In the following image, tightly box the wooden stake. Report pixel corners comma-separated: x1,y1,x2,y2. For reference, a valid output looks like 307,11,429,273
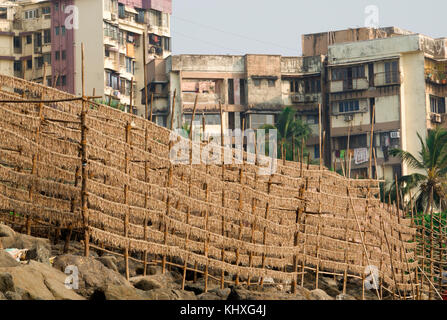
80,43,89,257
369,104,375,179
143,30,148,120
318,103,322,171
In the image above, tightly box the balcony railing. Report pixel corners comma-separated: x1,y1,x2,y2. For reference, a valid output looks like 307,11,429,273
374,71,401,86
426,69,447,85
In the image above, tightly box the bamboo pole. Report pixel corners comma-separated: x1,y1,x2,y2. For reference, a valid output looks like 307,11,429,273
219,101,226,289
260,176,272,287
143,125,149,276
123,122,132,281
369,103,375,179
129,78,134,114
347,188,381,299
143,30,148,120
80,43,89,258
318,103,322,171
150,93,154,122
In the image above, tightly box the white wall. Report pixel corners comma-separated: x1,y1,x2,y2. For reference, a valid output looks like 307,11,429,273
375,95,400,123
400,51,427,176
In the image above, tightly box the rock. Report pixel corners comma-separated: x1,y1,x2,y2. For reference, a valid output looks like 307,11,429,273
97,256,119,273
0,250,20,268
227,286,309,300
1,234,50,253
0,272,15,293
26,243,51,265
134,278,162,291
0,260,84,300
184,280,217,295
336,294,356,300
147,265,163,276
102,285,146,300
0,224,15,238
116,258,139,278
209,287,231,299
4,291,21,300
0,292,5,300
144,288,197,300
310,289,334,300
53,254,130,298
198,292,222,300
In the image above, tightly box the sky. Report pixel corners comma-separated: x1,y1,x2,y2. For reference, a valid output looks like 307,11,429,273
171,0,446,56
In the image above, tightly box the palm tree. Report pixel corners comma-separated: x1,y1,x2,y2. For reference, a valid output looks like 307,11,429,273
260,107,311,161
389,127,447,213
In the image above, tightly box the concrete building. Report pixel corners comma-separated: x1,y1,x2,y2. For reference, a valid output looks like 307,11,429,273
147,54,325,161
324,33,447,181
0,0,172,116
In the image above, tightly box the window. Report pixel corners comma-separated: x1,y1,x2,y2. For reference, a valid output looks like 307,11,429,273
253,79,261,87
306,115,318,125
430,96,446,114
61,26,66,36
332,66,365,80
105,48,110,57
268,79,276,87
385,61,399,84
314,145,320,159
55,26,60,36
228,79,234,104
14,61,22,72
240,79,246,105
125,57,133,73
26,59,32,70
42,7,51,14
44,29,51,43
338,100,360,113
35,57,44,69
61,75,66,86
26,35,32,44
62,50,66,60
13,36,21,48
54,3,59,12
0,7,7,19
290,80,299,93
55,51,60,61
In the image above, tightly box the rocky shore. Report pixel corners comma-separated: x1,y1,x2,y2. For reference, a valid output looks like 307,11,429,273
0,224,390,300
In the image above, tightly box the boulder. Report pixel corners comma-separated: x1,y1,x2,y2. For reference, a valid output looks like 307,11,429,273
133,278,162,291
197,292,222,300
102,285,146,300
310,289,334,300
144,288,197,300
336,294,356,300
0,260,84,300
227,286,310,300
0,250,19,267
97,256,119,273
130,272,181,291
26,243,51,265
0,292,5,300
0,272,15,293
0,224,15,238
1,234,50,253
4,291,22,300
209,287,231,299
52,254,129,298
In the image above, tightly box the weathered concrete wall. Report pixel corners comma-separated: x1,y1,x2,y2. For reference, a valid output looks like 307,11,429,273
329,35,421,65
172,55,245,73
375,95,400,123
400,51,427,177
303,27,413,57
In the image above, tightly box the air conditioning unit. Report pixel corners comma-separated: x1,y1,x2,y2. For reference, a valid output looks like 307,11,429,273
344,114,353,122
431,113,442,124
390,131,400,139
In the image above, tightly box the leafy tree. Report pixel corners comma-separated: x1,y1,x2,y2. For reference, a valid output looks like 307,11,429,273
260,107,311,161
389,127,447,213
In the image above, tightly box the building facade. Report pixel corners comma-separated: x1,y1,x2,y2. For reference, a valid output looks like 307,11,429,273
0,0,172,116
146,54,325,160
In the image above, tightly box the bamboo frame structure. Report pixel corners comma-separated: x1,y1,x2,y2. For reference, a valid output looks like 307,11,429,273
0,70,425,299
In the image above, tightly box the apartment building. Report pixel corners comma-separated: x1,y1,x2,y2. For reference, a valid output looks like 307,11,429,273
324,34,447,181
145,54,325,160
0,0,172,116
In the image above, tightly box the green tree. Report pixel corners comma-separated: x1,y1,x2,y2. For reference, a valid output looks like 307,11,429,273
260,107,311,161
389,127,447,213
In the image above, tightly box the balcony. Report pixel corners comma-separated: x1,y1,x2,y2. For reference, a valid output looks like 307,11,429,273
330,77,369,93
425,69,447,85
374,71,402,87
